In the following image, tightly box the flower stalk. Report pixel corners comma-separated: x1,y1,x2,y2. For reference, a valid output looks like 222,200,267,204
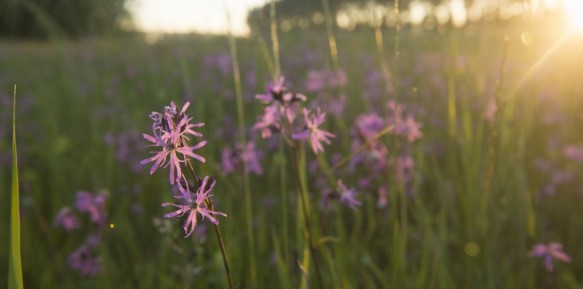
141,101,233,289
290,138,325,289
186,160,234,289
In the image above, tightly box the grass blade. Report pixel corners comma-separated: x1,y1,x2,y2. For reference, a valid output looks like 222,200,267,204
8,84,24,289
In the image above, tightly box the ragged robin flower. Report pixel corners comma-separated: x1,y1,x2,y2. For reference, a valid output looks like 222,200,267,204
141,101,206,185
162,176,227,238
337,180,361,211
528,242,571,272
293,107,335,154
256,76,306,105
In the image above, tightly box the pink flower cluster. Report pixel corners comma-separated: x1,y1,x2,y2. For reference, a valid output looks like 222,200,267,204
253,77,335,155
141,101,226,238
254,76,362,211
343,100,423,208
141,101,207,185
221,141,263,176
53,191,108,276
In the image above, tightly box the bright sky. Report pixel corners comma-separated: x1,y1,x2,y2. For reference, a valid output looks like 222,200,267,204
132,0,579,35
132,0,269,35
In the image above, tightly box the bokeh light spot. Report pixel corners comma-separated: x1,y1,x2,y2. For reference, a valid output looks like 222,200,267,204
465,242,480,257
521,31,533,46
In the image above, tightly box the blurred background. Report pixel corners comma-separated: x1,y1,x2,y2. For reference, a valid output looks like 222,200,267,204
0,0,581,37
2,0,583,288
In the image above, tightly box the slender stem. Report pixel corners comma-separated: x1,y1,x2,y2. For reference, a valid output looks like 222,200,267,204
279,138,290,262
207,199,235,289
270,0,281,78
185,161,234,289
373,8,391,93
481,36,508,215
290,148,325,289
394,0,409,279
281,113,324,289
224,3,258,285
321,0,339,70
250,21,275,77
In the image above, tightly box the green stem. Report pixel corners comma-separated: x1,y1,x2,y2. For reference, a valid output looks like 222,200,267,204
207,199,235,289
321,0,339,70
185,161,234,289
281,110,324,289
224,7,257,286
271,0,281,78
279,139,290,263
290,147,325,289
481,36,508,218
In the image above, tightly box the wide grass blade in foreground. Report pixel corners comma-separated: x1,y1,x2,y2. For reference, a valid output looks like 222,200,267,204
8,84,24,289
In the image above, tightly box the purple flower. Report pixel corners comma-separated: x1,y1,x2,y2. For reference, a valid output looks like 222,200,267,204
220,142,263,176
293,107,335,154
68,246,102,276
256,76,286,103
53,207,80,231
528,242,571,272
400,116,423,143
305,70,325,91
386,101,422,143
354,113,386,141
256,76,306,105
253,105,282,139
162,176,227,238
75,191,107,227
551,170,574,185
337,180,361,210
563,145,583,162
349,112,391,172
241,142,263,175
141,101,207,184
220,147,236,174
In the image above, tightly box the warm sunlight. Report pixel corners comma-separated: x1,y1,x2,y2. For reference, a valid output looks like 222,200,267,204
564,0,583,29
132,0,269,35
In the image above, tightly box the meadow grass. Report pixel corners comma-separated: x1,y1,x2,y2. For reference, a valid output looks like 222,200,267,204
1,19,583,288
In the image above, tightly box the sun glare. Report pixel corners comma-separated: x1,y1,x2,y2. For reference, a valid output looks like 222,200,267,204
564,0,583,29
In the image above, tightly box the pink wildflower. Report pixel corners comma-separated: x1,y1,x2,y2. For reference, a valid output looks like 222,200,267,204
292,107,335,154
162,176,227,238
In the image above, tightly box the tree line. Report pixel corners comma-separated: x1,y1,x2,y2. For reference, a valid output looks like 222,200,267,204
0,0,130,39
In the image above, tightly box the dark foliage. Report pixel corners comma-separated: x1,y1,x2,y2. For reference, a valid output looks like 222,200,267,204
0,0,131,39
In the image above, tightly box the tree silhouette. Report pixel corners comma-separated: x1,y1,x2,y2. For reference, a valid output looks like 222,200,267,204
0,0,131,39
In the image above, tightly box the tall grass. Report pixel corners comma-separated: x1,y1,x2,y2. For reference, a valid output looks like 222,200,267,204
1,16,582,289
8,84,23,289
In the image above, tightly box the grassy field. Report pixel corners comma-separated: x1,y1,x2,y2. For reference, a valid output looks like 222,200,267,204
2,17,583,288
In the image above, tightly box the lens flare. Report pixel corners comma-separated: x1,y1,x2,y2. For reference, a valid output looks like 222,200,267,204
564,0,583,29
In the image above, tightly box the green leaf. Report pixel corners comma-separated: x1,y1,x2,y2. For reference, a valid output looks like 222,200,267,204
8,84,24,289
